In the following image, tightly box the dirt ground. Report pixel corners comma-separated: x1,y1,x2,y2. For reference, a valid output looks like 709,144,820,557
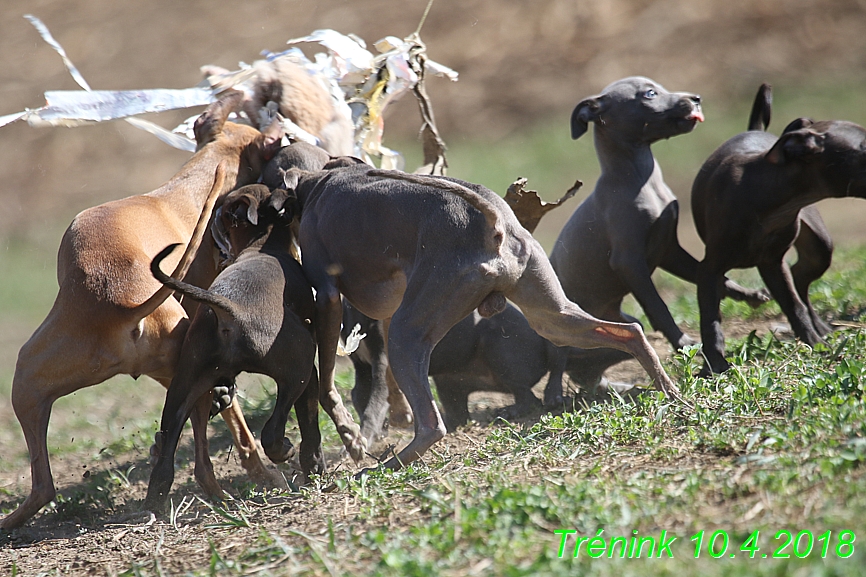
0,316,783,575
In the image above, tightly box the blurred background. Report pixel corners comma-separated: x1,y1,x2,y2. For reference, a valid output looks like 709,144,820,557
2,0,866,389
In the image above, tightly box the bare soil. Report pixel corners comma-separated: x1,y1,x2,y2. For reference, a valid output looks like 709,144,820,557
0,316,788,575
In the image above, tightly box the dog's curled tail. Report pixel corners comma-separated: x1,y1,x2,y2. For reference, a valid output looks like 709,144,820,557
134,162,227,322
367,169,502,247
151,244,240,319
747,83,772,132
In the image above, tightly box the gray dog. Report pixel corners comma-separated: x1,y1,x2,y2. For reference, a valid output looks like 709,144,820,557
691,84,866,373
548,77,767,393
283,160,683,471
345,300,554,436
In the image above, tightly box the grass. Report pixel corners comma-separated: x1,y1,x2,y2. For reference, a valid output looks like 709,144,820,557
106,328,866,576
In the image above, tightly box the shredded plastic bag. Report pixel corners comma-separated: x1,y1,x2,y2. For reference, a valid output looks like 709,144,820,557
1,15,457,165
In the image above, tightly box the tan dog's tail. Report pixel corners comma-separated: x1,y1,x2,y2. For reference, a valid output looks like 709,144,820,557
150,244,240,320
367,169,502,248
133,162,227,322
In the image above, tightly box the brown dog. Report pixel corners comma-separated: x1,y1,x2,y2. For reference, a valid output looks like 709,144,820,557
2,92,281,529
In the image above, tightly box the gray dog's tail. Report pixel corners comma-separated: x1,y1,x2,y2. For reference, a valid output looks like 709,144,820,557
367,169,503,249
747,83,772,132
151,244,240,318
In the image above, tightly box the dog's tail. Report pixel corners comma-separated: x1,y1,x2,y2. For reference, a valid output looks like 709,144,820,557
747,83,772,132
133,162,227,322
151,244,240,319
367,169,503,249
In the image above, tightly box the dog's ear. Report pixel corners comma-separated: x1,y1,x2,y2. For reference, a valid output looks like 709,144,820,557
224,193,261,226
268,188,298,221
324,156,367,169
194,90,244,149
281,167,304,191
766,127,825,164
243,194,261,225
571,96,603,140
260,118,285,161
780,117,813,134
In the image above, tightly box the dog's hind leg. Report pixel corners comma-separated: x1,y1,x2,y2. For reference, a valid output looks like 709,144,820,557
758,260,824,346
380,271,503,469
2,312,128,529
220,400,283,488
312,276,366,462
294,369,325,478
189,391,223,499
508,244,682,402
792,208,834,337
432,375,472,432
261,337,316,464
146,368,228,512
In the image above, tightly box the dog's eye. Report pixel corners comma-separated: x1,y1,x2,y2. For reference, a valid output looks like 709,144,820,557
644,89,657,99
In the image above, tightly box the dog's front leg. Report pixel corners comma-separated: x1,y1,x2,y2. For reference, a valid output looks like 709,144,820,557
660,242,770,308
610,250,696,350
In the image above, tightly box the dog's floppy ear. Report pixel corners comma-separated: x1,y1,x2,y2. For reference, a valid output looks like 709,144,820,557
780,117,813,134
224,193,261,226
766,125,825,165
324,156,367,169
571,96,603,140
268,188,292,217
194,89,244,150
281,167,304,191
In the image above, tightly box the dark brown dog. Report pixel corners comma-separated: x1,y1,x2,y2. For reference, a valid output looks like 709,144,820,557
145,185,323,511
691,84,860,373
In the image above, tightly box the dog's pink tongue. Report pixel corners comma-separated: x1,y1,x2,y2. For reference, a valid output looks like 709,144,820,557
688,109,705,122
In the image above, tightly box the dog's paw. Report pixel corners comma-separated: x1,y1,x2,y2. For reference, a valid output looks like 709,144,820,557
344,432,368,464
389,408,414,429
264,437,297,464
746,288,772,307
210,380,237,418
676,334,700,350
349,436,368,463
698,359,729,378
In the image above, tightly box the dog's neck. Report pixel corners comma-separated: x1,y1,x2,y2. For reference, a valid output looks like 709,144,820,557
593,126,661,193
231,222,296,260
290,170,333,217
593,129,658,185
150,146,243,222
